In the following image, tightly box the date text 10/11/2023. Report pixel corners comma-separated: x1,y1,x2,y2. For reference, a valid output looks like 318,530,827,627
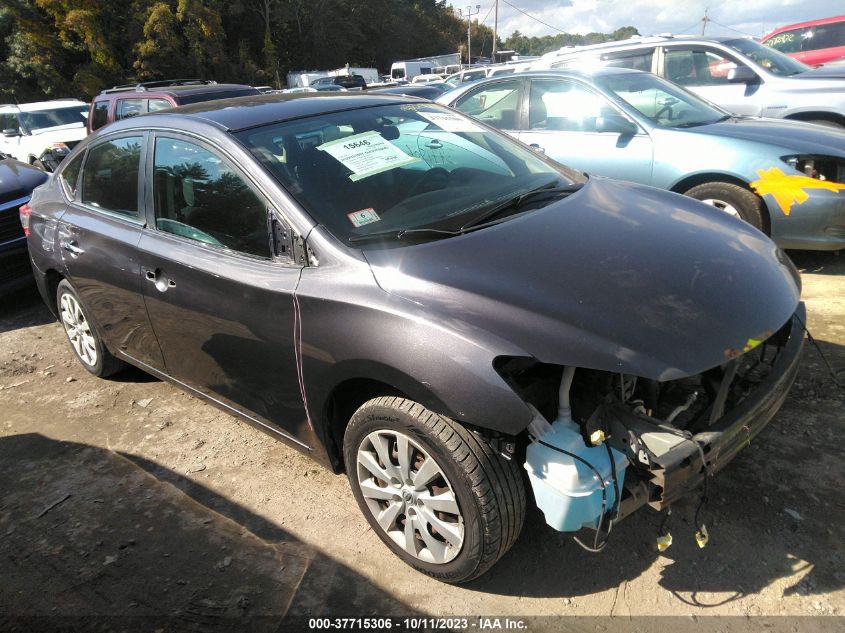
307,618,528,630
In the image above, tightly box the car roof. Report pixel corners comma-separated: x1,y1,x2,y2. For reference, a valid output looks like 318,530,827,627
0,99,88,112
541,35,746,59
115,93,424,132
97,84,256,99
763,14,845,39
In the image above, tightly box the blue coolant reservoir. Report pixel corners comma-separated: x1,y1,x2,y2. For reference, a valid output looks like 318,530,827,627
525,417,628,533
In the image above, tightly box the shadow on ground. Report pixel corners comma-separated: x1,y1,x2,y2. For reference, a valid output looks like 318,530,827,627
0,433,421,630
0,286,53,334
788,250,844,276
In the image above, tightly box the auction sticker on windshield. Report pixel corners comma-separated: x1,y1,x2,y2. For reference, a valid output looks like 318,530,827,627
318,132,419,181
347,208,380,227
419,111,484,133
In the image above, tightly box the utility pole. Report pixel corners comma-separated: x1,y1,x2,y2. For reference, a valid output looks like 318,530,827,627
701,7,710,36
459,4,481,67
492,0,498,64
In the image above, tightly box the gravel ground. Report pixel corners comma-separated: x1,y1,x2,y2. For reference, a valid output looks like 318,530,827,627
0,251,843,630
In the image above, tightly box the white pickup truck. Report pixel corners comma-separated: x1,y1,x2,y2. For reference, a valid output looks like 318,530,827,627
0,100,89,171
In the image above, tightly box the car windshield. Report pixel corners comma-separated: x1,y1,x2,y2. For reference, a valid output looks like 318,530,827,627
723,38,811,76
235,102,582,246
19,106,87,131
598,72,729,128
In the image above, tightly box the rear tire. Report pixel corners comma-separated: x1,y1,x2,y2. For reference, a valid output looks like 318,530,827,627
343,396,525,584
685,181,766,233
56,280,124,377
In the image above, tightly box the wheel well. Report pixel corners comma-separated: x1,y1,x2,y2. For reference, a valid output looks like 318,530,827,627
324,378,406,473
785,112,845,127
670,172,771,235
43,269,64,315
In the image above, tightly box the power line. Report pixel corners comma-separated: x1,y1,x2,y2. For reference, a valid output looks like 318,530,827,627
708,19,756,37
499,0,567,34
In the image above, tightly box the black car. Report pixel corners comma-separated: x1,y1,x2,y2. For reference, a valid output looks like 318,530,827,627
26,93,804,583
1,156,48,293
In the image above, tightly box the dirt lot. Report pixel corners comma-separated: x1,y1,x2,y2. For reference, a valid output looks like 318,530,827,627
1,251,843,629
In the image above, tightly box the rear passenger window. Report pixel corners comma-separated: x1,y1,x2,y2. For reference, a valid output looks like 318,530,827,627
117,99,146,120
90,102,109,131
153,137,270,258
453,80,521,130
82,137,142,218
601,49,655,71
148,99,172,113
60,151,84,199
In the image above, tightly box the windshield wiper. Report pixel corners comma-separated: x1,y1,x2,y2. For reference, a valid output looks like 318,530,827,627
459,182,583,231
674,114,732,128
348,227,460,244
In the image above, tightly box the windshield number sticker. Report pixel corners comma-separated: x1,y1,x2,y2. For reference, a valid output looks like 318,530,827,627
419,111,485,133
318,131,419,181
347,208,381,227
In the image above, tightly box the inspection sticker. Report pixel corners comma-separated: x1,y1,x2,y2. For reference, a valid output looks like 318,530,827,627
419,111,485,133
347,208,380,227
317,132,419,181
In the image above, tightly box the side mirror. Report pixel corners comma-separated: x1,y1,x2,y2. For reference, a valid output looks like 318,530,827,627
595,115,639,135
2,128,21,138
727,66,757,84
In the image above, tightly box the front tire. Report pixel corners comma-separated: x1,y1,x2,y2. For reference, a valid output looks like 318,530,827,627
56,280,124,377
343,397,525,584
685,181,766,233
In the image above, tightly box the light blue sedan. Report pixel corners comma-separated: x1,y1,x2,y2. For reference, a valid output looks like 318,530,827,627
437,68,845,250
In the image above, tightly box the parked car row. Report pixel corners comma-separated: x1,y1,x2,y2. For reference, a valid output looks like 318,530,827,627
4,27,841,585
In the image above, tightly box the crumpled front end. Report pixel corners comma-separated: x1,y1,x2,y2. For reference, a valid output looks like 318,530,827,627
500,305,805,533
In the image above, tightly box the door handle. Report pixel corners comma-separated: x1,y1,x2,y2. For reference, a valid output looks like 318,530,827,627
61,241,84,256
144,268,175,292
529,143,545,155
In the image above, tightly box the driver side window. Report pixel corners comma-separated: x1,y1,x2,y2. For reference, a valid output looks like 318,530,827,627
528,80,617,132
153,137,270,258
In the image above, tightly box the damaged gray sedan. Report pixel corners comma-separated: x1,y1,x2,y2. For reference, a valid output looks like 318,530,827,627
26,94,804,583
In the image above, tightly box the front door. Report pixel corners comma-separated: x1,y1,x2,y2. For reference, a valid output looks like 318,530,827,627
137,133,312,446
518,78,654,185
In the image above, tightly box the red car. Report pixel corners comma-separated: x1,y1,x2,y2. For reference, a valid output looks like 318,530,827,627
762,15,845,66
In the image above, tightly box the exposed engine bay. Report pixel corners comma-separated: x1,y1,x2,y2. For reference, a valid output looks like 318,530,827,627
497,309,804,540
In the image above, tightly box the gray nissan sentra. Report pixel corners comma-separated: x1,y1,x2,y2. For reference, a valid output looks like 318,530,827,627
24,93,805,583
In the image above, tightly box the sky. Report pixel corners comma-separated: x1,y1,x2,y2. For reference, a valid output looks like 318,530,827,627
445,0,839,40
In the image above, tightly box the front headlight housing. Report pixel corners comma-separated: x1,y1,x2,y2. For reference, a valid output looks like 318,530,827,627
781,154,845,182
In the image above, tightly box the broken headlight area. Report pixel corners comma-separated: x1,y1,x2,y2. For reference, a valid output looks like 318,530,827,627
496,306,805,539
782,154,845,182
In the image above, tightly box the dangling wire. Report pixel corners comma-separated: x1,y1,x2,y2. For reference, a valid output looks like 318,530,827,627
795,313,845,389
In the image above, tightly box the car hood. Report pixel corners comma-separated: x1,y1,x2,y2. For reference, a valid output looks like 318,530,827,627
794,65,845,79
29,122,87,139
364,178,801,381
0,159,48,205
688,116,845,155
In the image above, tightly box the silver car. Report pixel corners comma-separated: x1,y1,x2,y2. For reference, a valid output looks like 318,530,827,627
530,35,845,128
438,68,845,250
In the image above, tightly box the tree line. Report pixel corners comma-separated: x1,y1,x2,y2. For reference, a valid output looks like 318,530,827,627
0,0,637,102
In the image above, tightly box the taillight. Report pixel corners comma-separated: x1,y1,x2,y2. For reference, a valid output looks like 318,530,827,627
19,202,32,237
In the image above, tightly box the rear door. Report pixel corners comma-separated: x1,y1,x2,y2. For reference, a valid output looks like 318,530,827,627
517,78,654,184
660,45,763,116
137,132,312,446
57,133,164,368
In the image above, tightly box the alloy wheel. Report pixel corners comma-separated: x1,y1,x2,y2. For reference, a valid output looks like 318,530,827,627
356,429,464,564
700,197,741,218
60,292,98,367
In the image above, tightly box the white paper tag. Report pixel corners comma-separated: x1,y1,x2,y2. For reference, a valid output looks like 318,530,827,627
419,111,485,133
318,132,419,181
347,208,381,227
